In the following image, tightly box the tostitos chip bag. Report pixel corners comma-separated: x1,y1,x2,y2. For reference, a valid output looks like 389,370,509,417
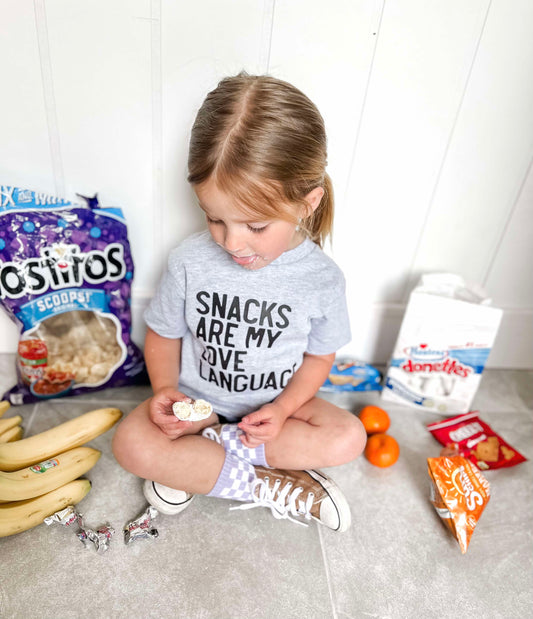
427,411,527,470
427,456,490,554
0,185,146,404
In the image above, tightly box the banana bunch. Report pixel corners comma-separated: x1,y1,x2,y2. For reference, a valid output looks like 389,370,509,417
0,405,122,537
0,401,23,443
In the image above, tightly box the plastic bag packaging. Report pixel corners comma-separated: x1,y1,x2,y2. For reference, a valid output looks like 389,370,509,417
427,411,527,470
427,456,490,554
0,185,146,404
320,360,382,392
382,273,502,414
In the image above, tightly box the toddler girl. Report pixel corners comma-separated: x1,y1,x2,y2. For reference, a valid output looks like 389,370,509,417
112,73,366,532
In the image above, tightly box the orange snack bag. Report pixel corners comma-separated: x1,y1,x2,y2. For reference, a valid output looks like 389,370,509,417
427,456,490,554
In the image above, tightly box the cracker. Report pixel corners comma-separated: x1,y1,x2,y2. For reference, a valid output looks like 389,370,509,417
473,436,499,462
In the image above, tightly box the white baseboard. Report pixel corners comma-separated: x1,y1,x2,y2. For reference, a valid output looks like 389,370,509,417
0,297,531,369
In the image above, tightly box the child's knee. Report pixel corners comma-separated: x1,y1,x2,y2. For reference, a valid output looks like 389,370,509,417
337,413,367,464
111,418,138,472
112,408,154,476
351,414,367,458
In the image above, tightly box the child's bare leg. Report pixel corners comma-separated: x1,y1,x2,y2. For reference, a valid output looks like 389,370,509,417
263,397,366,470
112,399,225,494
113,397,363,532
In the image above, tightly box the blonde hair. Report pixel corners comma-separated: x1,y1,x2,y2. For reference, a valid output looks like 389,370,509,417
187,73,334,247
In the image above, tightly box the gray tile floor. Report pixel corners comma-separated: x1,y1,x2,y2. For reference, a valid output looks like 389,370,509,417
1,353,532,619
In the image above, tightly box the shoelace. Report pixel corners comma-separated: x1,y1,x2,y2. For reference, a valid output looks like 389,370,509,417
202,426,222,444
231,477,315,527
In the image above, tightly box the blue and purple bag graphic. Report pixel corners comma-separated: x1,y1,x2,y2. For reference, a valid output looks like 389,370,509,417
0,185,146,404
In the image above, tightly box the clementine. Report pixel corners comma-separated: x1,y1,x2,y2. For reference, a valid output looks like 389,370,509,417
358,405,390,434
364,433,400,468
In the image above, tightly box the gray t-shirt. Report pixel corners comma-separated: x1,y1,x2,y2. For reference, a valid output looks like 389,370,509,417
144,231,350,420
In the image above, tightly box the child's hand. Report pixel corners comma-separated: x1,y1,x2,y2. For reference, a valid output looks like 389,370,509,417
149,387,195,439
238,402,286,448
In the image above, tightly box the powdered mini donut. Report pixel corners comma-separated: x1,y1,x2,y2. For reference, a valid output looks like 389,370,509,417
172,401,193,420
172,398,213,421
192,399,213,419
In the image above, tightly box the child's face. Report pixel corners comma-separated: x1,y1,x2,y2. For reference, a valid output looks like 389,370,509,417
194,178,301,271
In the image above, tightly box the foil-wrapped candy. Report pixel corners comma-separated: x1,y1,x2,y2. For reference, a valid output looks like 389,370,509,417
78,523,115,554
123,505,159,545
44,506,82,528
43,506,114,553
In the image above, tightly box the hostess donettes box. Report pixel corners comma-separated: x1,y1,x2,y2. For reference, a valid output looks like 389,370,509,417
382,274,502,414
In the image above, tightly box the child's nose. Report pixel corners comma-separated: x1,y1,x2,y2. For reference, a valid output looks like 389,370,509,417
223,227,245,253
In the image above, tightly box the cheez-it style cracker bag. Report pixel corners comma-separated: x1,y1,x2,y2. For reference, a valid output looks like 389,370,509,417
427,412,527,470
0,185,146,404
428,456,490,554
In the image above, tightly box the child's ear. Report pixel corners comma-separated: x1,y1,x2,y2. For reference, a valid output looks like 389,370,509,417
304,186,325,214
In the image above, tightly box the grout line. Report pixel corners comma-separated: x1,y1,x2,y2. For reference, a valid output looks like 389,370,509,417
340,0,385,214
481,147,533,288
24,402,41,435
45,398,148,405
400,0,493,301
317,525,339,619
150,0,164,266
260,0,276,73
33,0,65,197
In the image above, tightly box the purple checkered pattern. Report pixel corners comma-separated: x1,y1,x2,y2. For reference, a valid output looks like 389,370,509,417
202,424,269,466
206,452,255,501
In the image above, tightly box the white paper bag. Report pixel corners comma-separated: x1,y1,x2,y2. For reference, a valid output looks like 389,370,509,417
382,274,502,414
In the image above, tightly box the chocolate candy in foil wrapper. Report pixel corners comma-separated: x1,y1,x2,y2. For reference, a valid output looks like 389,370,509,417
78,523,115,554
44,506,82,528
124,505,159,545
44,506,114,553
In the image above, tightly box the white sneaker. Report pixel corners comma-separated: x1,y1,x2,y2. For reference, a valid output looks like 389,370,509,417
143,480,194,515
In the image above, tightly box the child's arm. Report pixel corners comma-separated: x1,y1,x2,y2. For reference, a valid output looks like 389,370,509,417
144,326,182,393
238,352,335,448
144,327,197,438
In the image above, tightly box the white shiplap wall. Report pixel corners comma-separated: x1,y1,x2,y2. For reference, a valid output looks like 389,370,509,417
0,0,532,368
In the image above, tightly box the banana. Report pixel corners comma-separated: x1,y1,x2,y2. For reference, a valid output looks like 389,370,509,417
0,446,100,502
0,407,122,472
0,478,91,537
0,426,23,444
0,415,22,434
0,401,10,417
